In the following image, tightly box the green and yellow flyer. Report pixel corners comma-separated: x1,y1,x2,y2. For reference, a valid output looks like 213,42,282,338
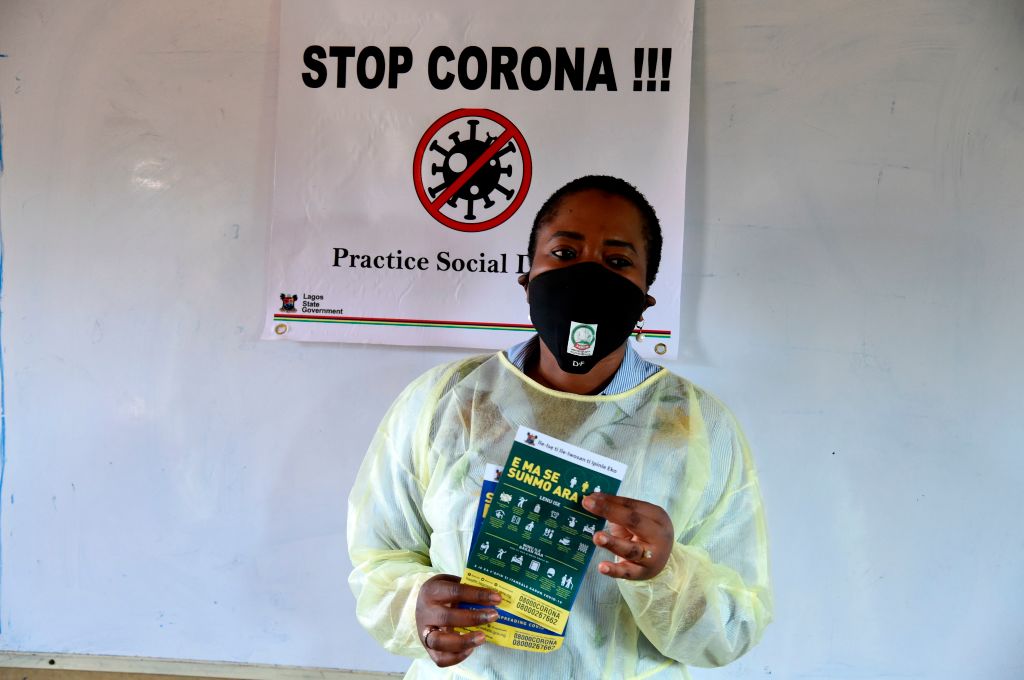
461,427,627,645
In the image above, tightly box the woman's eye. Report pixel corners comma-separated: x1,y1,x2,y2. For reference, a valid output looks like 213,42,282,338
607,255,633,268
551,247,576,259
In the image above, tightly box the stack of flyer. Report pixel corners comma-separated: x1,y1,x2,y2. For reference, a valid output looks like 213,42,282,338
459,427,627,652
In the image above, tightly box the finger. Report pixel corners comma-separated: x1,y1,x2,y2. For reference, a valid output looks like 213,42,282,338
426,579,502,606
431,606,499,629
584,493,666,523
427,629,487,655
582,494,668,539
593,531,649,562
431,647,476,668
605,521,632,540
597,559,648,580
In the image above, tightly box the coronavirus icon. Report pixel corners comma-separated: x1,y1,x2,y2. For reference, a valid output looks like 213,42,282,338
429,119,516,218
413,109,532,232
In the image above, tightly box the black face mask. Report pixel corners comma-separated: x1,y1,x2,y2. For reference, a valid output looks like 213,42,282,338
527,262,647,374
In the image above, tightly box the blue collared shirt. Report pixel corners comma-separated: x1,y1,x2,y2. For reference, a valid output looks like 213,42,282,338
505,335,662,395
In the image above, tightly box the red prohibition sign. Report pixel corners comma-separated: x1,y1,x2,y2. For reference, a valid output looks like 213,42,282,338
413,108,532,233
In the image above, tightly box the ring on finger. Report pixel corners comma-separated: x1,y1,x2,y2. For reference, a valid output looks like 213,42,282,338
422,625,441,650
641,548,654,560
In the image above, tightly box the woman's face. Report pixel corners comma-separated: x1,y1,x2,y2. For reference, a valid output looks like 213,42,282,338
528,189,649,293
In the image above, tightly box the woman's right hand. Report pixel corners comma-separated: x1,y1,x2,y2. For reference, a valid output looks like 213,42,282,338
415,574,502,668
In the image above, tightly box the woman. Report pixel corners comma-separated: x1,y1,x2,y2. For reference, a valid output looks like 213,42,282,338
348,176,772,678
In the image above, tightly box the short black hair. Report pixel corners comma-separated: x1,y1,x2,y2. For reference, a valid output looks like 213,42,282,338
527,175,663,287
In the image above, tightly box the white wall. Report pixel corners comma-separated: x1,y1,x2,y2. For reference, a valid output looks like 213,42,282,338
0,1,1022,678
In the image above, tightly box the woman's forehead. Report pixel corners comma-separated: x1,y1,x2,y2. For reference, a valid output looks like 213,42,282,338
539,190,646,244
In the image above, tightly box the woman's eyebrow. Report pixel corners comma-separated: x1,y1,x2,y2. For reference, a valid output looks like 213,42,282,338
549,231,638,253
549,230,585,241
604,238,638,253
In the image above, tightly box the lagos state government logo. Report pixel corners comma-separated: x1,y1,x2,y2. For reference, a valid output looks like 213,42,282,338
279,293,298,312
413,108,532,232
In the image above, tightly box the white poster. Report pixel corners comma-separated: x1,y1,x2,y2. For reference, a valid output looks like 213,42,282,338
263,0,693,360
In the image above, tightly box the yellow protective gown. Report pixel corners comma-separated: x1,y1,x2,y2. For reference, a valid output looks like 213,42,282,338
347,352,772,679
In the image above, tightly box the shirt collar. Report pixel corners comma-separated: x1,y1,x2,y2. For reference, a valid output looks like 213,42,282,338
504,335,661,397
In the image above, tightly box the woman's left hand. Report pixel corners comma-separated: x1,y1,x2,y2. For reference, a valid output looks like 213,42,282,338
582,493,674,580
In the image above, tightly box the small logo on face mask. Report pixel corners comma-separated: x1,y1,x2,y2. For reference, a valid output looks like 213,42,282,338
567,322,597,357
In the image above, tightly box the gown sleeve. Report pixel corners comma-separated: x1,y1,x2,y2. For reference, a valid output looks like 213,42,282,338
346,363,458,659
615,387,773,667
